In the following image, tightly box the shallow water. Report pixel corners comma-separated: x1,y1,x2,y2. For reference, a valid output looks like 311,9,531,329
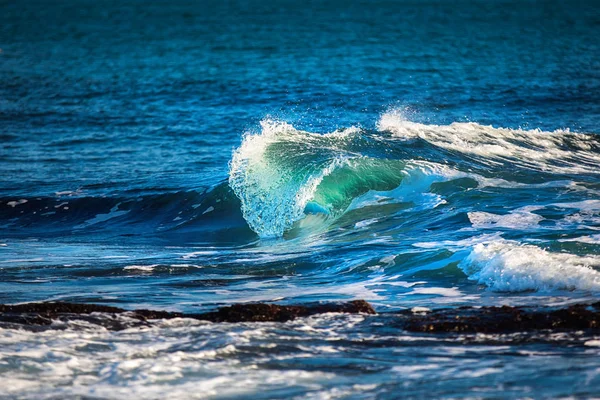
1,0,600,398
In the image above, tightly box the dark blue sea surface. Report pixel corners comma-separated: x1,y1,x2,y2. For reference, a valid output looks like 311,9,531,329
1,0,600,398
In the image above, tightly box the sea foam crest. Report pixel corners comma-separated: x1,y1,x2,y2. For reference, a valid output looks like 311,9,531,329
229,119,356,237
467,206,545,230
459,240,600,292
377,109,600,175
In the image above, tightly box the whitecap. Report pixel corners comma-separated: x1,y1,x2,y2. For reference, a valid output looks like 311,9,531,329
468,206,544,229
378,108,600,175
459,240,600,292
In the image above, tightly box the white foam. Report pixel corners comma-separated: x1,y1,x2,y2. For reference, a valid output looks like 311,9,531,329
0,321,348,399
459,240,600,292
75,203,129,229
6,199,27,208
354,218,379,229
559,235,600,244
468,206,544,229
124,265,159,272
378,108,600,175
410,287,464,297
552,200,600,211
551,200,600,231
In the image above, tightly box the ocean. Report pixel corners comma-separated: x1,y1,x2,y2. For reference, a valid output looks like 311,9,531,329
1,0,600,398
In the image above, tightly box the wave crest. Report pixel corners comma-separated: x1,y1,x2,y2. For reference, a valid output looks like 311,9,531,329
228,119,354,237
378,109,600,175
228,119,439,237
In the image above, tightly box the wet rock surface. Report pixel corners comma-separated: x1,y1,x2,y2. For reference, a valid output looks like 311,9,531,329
1,301,600,333
0,300,375,330
395,302,600,333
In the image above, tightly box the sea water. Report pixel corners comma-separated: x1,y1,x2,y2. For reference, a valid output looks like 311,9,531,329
1,0,600,398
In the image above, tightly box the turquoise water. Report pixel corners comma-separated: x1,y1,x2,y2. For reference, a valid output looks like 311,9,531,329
1,0,600,398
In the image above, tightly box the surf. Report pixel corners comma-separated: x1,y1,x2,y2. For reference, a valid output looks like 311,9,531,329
228,119,420,237
229,113,600,238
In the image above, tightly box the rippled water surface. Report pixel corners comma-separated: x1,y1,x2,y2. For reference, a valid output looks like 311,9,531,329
1,0,600,398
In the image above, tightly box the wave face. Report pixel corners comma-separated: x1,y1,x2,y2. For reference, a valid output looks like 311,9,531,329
228,120,408,237
0,184,253,244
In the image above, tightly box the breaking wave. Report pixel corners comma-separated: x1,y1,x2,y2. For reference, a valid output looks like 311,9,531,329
228,119,464,237
460,240,600,292
228,113,600,238
378,109,600,175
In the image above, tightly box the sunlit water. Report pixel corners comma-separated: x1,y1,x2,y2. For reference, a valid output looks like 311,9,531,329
1,0,600,398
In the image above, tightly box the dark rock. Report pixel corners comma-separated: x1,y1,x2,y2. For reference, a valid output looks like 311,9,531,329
2,300,598,334
395,302,600,333
194,300,376,323
0,302,125,316
0,300,376,329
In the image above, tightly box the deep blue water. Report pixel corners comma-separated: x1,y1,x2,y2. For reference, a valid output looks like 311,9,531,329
1,0,600,398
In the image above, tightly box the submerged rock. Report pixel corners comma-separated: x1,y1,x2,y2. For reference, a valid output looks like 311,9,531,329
0,300,375,329
193,300,376,323
1,300,599,334
395,302,600,333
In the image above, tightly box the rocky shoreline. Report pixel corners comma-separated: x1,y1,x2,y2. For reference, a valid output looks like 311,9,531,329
1,300,599,333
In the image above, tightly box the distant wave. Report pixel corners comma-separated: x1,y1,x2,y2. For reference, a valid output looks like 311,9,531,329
378,108,600,175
